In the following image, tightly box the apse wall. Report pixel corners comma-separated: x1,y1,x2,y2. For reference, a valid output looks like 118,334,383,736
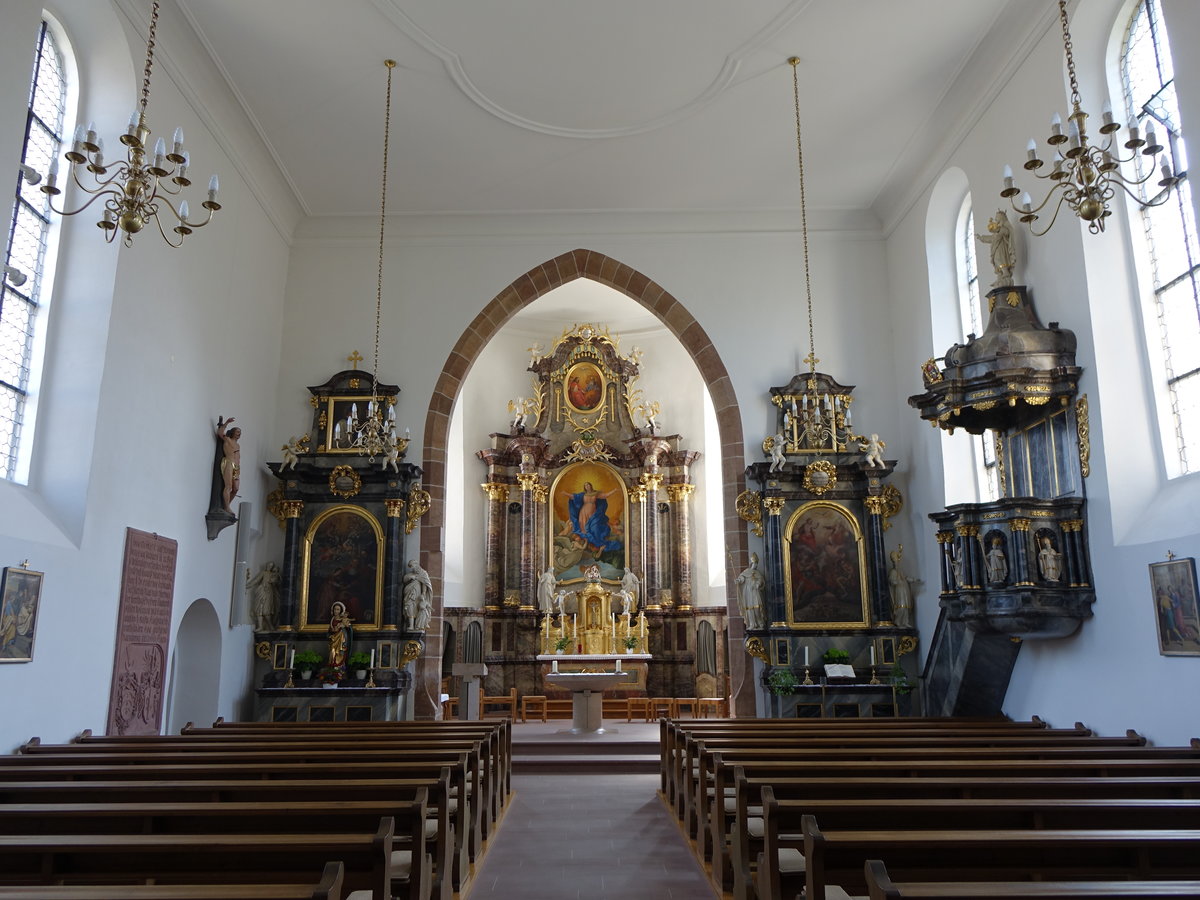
883,0,1200,744
0,0,297,750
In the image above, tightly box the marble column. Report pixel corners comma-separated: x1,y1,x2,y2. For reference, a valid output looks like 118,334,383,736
277,500,305,629
1062,519,1087,587
382,498,405,629
863,494,892,624
956,524,982,589
532,480,548,607
762,495,786,626
517,473,541,609
935,530,955,594
629,483,645,598
668,483,695,608
480,483,508,609
641,472,663,607
1009,518,1033,587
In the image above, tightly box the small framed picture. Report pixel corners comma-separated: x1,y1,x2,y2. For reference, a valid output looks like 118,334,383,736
1150,557,1200,656
773,638,790,666
377,641,394,670
271,642,289,670
878,636,897,667
0,565,43,663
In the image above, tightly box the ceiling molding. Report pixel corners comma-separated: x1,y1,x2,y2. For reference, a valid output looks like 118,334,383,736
371,0,815,139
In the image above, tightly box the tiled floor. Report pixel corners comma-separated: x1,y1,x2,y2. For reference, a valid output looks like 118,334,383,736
469,772,717,900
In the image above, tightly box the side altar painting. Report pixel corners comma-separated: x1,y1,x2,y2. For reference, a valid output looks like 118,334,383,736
456,323,727,703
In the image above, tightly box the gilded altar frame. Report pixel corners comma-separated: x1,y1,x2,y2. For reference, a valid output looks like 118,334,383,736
783,500,870,629
299,505,385,631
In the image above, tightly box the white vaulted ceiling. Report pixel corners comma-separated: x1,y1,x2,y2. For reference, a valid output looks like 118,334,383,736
174,0,1052,225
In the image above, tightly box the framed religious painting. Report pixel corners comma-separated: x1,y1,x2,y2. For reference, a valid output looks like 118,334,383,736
1149,557,1200,656
300,506,384,630
547,460,627,584
563,361,605,414
0,565,43,662
783,501,869,628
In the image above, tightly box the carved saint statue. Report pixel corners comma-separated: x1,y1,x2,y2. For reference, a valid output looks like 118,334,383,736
553,589,568,618
1037,536,1063,582
950,543,965,588
769,431,787,472
247,561,281,631
976,209,1016,289
860,433,886,468
735,552,767,631
619,589,634,618
403,559,433,631
537,566,557,614
620,567,640,609
985,537,1008,584
887,546,919,629
328,601,353,668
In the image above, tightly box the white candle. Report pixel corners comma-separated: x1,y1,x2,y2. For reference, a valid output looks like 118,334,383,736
289,648,295,669
870,645,876,666
804,646,809,666
552,659,559,673
616,659,622,673
369,649,375,669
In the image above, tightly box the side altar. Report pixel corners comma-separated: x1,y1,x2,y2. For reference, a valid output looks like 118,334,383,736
248,363,431,722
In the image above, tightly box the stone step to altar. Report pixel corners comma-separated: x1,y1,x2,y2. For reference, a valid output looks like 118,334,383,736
510,721,660,774
512,751,659,774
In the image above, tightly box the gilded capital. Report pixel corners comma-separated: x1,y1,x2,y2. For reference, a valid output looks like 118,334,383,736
763,497,786,516
1009,518,1031,532
533,484,549,504
481,482,509,502
385,498,406,518
935,530,955,544
639,472,664,491
281,500,304,519
630,486,647,504
516,473,542,493
667,483,695,502
864,495,887,515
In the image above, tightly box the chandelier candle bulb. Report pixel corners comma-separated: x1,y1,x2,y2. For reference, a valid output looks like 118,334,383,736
1101,100,1115,129
92,138,104,170
1050,112,1064,140
1021,192,1034,214
179,201,188,222
1025,139,1040,168
172,127,184,154
85,122,97,148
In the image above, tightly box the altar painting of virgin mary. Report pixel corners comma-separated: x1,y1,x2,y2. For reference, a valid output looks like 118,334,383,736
784,501,869,627
549,461,626,583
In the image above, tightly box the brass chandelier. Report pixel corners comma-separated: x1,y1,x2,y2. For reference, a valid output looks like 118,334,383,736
340,60,403,463
1000,0,1177,235
40,1,220,247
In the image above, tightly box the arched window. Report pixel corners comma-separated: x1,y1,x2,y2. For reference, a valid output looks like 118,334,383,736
1,19,69,482
1121,0,1198,475
955,198,1000,500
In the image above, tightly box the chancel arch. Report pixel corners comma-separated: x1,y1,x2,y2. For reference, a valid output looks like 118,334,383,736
417,250,751,717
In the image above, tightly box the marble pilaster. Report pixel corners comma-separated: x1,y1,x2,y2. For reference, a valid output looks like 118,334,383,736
277,500,305,629
382,498,405,629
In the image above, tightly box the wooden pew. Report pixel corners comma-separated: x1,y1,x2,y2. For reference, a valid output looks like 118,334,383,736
0,785,449,900
0,757,474,892
756,807,1200,900
691,748,1200,868
0,861,346,900
864,859,1200,900
0,824,404,900
726,773,1200,900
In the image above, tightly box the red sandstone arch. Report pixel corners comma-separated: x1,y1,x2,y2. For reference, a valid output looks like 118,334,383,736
415,249,752,716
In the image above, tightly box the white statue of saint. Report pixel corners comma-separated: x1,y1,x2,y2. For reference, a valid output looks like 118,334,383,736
403,559,433,632
620,567,640,609
1038,536,1063,582
887,547,919,629
735,552,767,631
985,538,1008,584
860,433,886,468
769,431,786,472
247,562,281,631
537,566,557,614
619,589,634,618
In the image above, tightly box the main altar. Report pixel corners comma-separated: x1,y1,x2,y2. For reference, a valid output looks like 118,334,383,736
446,323,728,706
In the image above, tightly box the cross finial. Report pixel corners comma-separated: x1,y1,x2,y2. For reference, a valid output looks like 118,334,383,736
347,350,364,369
18,559,29,569
1166,550,1176,561
803,351,820,370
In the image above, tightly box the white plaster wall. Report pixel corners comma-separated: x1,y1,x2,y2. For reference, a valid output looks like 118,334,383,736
884,0,1200,744
0,0,295,750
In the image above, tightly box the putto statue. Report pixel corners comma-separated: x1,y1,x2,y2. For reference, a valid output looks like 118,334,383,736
768,431,787,472
859,433,886,468
280,435,308,471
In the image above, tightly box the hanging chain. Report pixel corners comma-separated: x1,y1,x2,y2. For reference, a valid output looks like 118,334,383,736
372,60,396,399
1059,0,1082,112
790,58,817,377
140,1,160,115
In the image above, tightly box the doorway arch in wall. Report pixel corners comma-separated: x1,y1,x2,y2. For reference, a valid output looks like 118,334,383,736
165,598,222,734
415,248,751,717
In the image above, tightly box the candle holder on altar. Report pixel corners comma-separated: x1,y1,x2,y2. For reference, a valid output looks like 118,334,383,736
365,667,377,688
284,669,295,688
869,665,880,685
802,665,813,685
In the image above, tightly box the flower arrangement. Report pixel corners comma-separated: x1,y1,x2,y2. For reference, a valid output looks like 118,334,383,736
317,664,346,685
553,635,571,652
622,635,639,650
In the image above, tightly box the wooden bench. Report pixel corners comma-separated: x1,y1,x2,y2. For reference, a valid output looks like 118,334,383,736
480,687,517,719
0,824,404,900
725,773,1200,900
0,756,475,892
520,695,547,723
757,808,1200,900
864,859,1200,900
0,860,346,899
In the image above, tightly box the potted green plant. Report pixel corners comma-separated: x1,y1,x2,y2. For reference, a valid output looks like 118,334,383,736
553,635,571,654
347,651,372,679
622,635,639,651
293,650,322,680
766,668,799,695
890,664,913,695
821,648,850,664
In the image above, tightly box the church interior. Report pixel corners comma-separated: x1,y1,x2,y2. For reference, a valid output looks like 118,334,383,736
1,0,1199,895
